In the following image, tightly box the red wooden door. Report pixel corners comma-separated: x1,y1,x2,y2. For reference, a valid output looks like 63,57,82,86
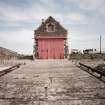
38,38,64,59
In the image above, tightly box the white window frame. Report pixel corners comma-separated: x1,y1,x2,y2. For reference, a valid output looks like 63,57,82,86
46,23,55,32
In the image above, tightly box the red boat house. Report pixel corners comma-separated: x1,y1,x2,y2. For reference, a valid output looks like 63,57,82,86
34,16,68,59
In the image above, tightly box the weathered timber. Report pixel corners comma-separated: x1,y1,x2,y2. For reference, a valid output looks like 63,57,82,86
0,63,21,77
79,62,105,78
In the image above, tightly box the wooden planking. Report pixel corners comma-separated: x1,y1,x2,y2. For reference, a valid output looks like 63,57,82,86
38,38,64,59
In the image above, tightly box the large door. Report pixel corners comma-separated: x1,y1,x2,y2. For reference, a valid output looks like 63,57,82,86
38,38,64,59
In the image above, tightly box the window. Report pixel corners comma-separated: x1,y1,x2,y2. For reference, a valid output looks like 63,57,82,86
46,23,55,32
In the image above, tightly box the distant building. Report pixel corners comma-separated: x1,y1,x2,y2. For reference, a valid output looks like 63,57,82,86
0,47,18,60
83,49,105,54
34,16,68,59
71,49,80,54
83,49,94,54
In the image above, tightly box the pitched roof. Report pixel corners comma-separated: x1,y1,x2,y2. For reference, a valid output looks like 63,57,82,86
0,46,18,56
35,16,67,38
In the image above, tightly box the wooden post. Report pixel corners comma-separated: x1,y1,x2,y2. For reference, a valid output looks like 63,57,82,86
44,86,48,97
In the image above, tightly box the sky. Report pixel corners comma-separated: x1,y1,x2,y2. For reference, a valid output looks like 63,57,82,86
0,0,105,54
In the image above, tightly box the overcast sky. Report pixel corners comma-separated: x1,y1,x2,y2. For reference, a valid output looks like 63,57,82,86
0,0,105,54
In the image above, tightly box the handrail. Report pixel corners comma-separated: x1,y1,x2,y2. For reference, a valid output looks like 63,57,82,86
79,62,105,78
79,62,95,72
0,63,21,77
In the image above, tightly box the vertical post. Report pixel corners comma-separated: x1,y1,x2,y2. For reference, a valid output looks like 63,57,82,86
49,76,53,85
44,86,48,98
32,36,35,60
100,35,102,54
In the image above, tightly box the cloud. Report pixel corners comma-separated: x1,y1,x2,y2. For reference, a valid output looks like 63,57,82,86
67,13,86,24
0,0,105,53
0,0,61,22
0,29,33,54
79,0,105,10
0,0,97,28
66,0,105,13
0,3,38,22
0,0,65,28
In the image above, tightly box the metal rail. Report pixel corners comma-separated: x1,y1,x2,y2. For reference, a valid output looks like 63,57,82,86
78,62,105,83
79,62,95,72
0,64,21,77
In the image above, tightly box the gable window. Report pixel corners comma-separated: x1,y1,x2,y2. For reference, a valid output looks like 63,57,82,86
46,23,55,32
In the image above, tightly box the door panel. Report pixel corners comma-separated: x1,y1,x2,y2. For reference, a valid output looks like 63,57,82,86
38,39,64,59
